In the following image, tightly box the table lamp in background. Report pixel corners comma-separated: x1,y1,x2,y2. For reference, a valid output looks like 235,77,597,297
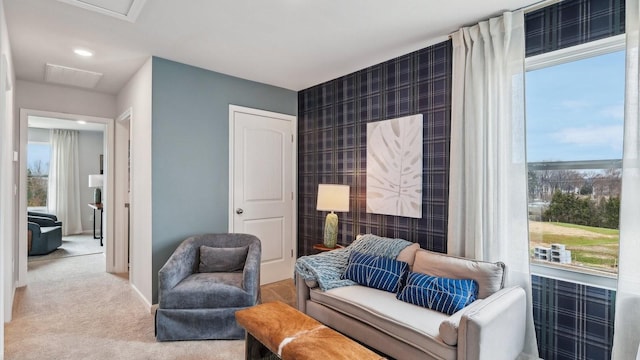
316,184,350,248
88,174,104,204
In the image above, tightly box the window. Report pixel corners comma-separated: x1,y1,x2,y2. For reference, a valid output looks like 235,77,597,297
27,142,51,208
525,37,625,278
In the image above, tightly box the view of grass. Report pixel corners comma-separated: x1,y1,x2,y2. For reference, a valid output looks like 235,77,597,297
529,221,619,273
551,222,619,236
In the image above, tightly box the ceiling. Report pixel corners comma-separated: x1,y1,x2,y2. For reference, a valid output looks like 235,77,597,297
5,0,540,94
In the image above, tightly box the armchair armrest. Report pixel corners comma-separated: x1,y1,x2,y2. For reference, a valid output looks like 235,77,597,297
158,242,198,296
242,241,261,303
458,286,526,360
28,222,42,236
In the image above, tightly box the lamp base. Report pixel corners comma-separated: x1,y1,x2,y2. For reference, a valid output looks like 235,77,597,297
94,188,102,204
323,212,338,248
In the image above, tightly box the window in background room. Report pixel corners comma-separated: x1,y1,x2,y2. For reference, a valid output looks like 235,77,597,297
525,38,625,277
27,142,51,210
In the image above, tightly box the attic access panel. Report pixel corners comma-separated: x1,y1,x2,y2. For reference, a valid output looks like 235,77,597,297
58,0,147,22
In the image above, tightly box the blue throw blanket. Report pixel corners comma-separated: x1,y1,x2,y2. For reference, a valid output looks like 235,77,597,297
295,234,413,291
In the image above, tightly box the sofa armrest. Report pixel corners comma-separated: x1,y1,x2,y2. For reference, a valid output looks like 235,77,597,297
295,272,312,314
458,286,526,360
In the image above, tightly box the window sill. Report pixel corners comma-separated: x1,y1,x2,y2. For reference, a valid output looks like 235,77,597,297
531,262,617,290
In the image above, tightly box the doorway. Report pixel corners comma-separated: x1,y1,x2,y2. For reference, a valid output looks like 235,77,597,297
17,109,122,287
228,105,297,285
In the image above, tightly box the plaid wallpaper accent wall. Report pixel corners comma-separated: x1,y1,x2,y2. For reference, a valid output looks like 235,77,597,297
297,41,452,256
525,0,625,57
532,276,616,360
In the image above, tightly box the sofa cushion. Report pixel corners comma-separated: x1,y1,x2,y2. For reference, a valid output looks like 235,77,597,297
310,285,456,360
397,272,478,315
412,249,505,299
341,251,408,293
199,245,248,273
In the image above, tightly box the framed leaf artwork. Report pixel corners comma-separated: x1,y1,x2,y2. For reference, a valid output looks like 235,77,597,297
366,114,423,218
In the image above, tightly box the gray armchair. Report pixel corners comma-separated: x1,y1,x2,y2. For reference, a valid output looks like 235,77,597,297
28,220,62,256
155,233,262,341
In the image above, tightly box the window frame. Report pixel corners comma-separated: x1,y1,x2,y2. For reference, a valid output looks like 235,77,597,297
524,33,626,290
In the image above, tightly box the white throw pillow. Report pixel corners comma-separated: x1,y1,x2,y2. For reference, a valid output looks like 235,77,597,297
412,249,505,299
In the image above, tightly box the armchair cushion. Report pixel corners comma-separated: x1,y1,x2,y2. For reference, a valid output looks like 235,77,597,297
199,245,249,273
162,272,254,309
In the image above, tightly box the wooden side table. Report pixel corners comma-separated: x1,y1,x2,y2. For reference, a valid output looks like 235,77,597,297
313,243,344,252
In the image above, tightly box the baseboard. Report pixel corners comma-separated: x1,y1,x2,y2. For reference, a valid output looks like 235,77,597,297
130,283,153,313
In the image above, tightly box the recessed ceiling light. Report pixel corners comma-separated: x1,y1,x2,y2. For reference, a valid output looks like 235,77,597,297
77,120,87,124
73,48,94,57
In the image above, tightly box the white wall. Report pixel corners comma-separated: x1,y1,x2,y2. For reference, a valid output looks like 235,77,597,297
0,0,15,356
15,80,116,119
116,58,152,307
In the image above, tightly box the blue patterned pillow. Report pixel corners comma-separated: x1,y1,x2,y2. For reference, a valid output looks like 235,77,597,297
396,272,478,315
341,251,409,293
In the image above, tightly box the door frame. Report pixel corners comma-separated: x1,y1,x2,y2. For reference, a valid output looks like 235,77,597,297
17,108,120,286
228,104,298,279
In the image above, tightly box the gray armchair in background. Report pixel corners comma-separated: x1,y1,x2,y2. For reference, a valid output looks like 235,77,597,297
155,233,262,341
27,221,62,256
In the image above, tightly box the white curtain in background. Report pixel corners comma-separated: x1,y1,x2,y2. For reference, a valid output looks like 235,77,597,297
47,129,82,236
448,11,539,359
612,0,640,358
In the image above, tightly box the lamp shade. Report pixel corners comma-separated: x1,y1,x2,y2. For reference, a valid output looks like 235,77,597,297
316,184,350,212
88,174,104,188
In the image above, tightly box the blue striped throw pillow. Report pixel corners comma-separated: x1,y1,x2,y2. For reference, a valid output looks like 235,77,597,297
341,251,409,293
396,272,478,315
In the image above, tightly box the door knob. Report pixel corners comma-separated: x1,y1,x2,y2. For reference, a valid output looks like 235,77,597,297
236,208,244,215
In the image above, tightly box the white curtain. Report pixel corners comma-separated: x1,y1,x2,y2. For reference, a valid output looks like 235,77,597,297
448,11,539,359
48,129,82,236
612,0,640,358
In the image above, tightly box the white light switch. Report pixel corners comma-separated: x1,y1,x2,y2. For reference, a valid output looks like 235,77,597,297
13,151,18,161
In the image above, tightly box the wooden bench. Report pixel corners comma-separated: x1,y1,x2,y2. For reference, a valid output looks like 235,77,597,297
235,301,385,360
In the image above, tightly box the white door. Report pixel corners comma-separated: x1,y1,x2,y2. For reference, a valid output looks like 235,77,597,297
230,105,296,285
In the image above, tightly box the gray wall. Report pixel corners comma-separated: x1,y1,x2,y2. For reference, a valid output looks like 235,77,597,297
78,131,104,232
151,57,297,301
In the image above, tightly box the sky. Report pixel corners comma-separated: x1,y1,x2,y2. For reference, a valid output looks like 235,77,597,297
28,143,50,174
525,50,626,163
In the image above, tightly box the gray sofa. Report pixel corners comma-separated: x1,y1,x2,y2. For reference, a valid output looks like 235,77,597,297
155,233,261,341
296,242,527,360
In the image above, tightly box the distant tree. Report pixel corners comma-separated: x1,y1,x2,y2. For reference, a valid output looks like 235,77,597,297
543,191,595,225
596,197,620,229
27,160,48,207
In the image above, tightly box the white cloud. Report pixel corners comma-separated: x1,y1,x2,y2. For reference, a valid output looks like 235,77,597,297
599,103,624,119
551,125,623,151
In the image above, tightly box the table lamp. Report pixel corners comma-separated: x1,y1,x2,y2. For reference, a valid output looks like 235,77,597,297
316,184,350,248
88,174,104,204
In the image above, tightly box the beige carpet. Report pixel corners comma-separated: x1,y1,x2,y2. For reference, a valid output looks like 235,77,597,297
28,234,104,262
5,254,296,360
